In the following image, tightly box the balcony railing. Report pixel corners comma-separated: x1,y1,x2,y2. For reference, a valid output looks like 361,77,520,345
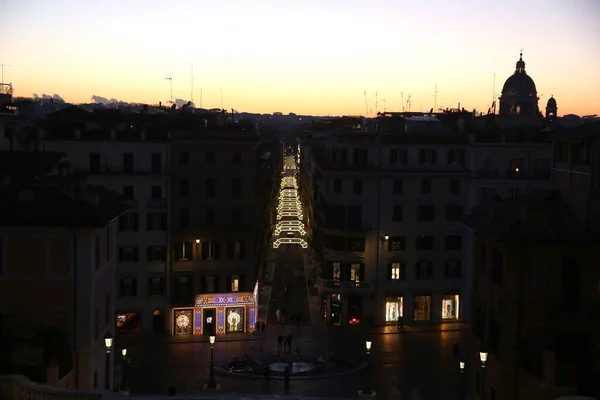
531,169,551,178
318,277,372,291
506,168,528,177
0,375,104,400
147,198,166,209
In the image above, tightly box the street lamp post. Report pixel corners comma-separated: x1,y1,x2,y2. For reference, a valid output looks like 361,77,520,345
479,351,488,399
458,361,465,400
120,348,130,394
104,333,113,390
361,340,373,396
208,335,216,389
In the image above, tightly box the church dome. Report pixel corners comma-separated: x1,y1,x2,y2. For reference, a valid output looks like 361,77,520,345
501,54,537,98
547,96,557,107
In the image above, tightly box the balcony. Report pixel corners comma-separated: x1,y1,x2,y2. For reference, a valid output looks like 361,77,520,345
318,277,373,292
506,168,528,178
531,169,551,179
476,169,499,178
147,198,166,209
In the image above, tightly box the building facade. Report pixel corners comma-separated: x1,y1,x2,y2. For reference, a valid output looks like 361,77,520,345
36,106,171,335
168,122,275,335
463,190,600,400
300,113,554,327
0,151,126,390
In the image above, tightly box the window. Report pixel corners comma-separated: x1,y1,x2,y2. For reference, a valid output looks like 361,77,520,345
449,180,460,194
202,275,218,293
122,153,134,174
123,186,134,200
421,179,432,194
388,262,404,280
94,235,100,270
178,208,189,228
205,208,215,225
414,295,431,321
509,158,524,175
418,149,437,165
178,151,189,165
148,277,165,296
151,186,162,199
175,241,193,261
118,246,138,263
445,235,462,250
332,262,341,281
231,207,242,224
231,275,240,291
417,205,435,221
206,152,216,164
333,178,343,194
348,238,365,252
206,178,216,197
388,236,406,251
480,187,495,202
390,149,407,165
416,262,433,279
179,179,189,197
228,241,245,259
232,152,242,164
446,205,463,221
174,276,192,303
385,297,403,322
352,179,363,195
119,278,137,296
231,179,242,197
392,205,403,222
89,153,101,174
442,295,460,319
392,179,403,195
530,259,549,291
146,213,166,231
510,187,520,199
350,264,361,282
202,241,219,260
146,246,166,262
445,261,462,278
447,149,465,165
416,236,434,250
151,153,162,174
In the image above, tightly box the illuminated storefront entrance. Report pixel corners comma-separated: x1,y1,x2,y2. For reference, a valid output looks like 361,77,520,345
385,297,403,323
441,294,460,320
172,282,259,336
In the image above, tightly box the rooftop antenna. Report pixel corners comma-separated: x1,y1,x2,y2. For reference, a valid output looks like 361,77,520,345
406,94,411,113
382,99,387,113
199,88,203,108
190,63,194,104
165,76,173,104
363,91,369,117
401,92,405,112
219,89,223,110
375,92,379,115
434,84,438,113
1,64,11,85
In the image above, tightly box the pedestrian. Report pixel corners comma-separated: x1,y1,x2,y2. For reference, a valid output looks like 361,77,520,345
283,334,288,352
254,321,260,334
286,334,292,352
284,365,290,395
453,342,460,358
260,321,266,337
277,335,283,352
398,315,404,332
276,308,281,322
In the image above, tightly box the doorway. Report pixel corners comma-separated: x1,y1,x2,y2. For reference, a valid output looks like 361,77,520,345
152,310,165,334
203,308,216,335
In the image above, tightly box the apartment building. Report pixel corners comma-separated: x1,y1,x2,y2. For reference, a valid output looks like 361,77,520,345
36,106,170,334
463,189,600,400
300,114,554,327
0,151,126,390
169,120,276,336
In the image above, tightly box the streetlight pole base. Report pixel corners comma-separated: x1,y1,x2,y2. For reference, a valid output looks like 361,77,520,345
358,390,377,399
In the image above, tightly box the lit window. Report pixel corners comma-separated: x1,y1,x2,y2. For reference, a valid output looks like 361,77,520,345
231,275,239,292
390,262,402,280
385,297,403,322
442,294,460,320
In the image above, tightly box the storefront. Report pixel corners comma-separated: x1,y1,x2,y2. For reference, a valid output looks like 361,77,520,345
172,282,259,336
385,296,403,323
441,294,460,320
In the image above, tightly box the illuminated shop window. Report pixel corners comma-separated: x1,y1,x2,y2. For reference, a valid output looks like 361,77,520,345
442,294,460,320
231,275,240,292
385,297,403,322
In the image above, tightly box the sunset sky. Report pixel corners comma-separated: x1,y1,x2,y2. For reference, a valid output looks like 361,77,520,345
2,0,599,116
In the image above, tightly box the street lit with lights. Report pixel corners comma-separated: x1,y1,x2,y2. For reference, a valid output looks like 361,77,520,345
273,155,307,248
